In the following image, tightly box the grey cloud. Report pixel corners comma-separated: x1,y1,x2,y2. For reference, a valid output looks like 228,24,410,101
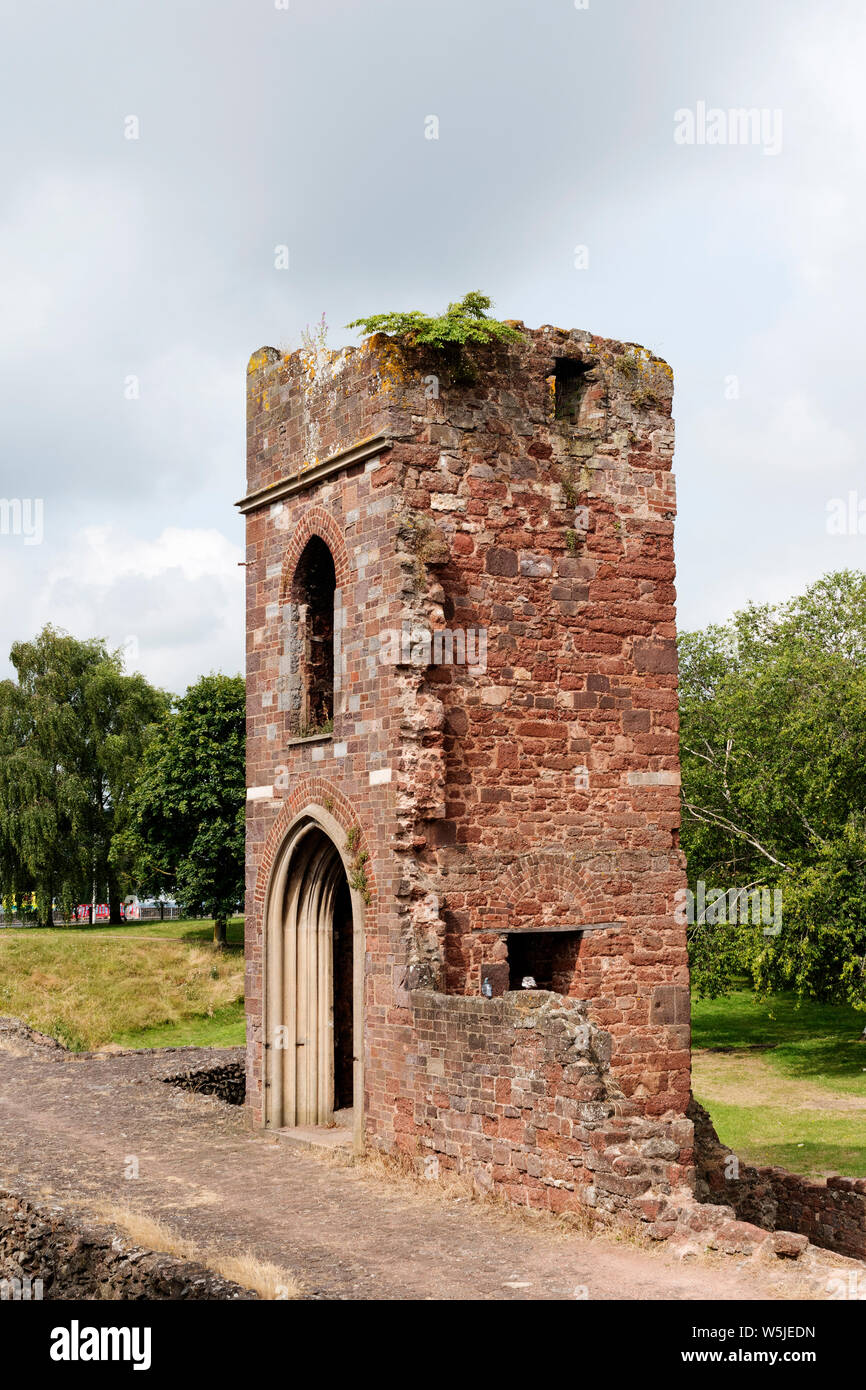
1,0,863,686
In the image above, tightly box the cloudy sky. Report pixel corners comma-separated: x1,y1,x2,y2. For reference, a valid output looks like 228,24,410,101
1,0,863,693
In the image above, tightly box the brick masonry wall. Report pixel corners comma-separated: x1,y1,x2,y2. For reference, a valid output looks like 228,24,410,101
368,324,689,1122
243,322,692,1224
401,990,692,1221
244,340,407,1128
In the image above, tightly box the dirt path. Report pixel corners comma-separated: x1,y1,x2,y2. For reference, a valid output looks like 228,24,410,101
693,1048,866,1113
0,1028,843,1301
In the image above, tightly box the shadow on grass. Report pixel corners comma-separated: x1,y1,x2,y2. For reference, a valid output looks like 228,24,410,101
114,1000,246,1050
722,1139,866,1180
698,1096,866,1179
769,1035,866,1084
692,989,865,1073
34,918,246,951
176,922,244,951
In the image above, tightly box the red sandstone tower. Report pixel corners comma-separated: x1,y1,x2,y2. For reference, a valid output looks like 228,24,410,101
238,322,693,1227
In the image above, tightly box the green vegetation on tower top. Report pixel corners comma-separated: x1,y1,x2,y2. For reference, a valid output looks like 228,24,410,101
346,292,524,350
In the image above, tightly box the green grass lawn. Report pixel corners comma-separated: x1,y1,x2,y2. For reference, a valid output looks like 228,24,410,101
0,918,246,1051
113,999,246,1049
692,990,866,1096
692,989,866,1179
51,917,246,947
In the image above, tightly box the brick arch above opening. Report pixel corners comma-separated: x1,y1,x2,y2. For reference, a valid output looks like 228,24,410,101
495,851,611,927
279,505,351,601
253,777,375,910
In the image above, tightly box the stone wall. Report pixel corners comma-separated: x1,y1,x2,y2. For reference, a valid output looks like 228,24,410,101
0,1190,255,1300
243,341,409,1128
163,1062,246,1106
390,989,692,1221
772,1174,866,1262
391,328,687,1116
691,1099,866,1262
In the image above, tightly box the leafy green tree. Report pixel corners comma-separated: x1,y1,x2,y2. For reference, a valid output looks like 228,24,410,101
119,674,245,945
0,626,169,924
756,817,866,1005
679,570,866,1008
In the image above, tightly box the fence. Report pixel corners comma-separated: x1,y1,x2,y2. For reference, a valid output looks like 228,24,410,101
0,904,182,928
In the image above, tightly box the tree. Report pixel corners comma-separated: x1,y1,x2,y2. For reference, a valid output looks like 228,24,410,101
0,627,169,924
679,570,866,1008
347,291,523,348
119,674,245,946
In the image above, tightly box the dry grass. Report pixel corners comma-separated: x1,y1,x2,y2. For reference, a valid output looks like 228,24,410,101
694,1049,866,1114
0,931,244,1051
333,1142,614,1244
84,1201,303,1300
214,1251,302,1301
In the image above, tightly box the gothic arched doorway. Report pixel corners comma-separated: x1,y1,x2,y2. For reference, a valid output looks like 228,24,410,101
264,812,362,1137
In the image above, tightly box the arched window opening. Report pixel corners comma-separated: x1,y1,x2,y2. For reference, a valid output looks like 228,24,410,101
290,536,336,736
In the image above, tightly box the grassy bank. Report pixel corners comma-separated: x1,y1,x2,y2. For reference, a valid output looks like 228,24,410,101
0,918,245,1051
692,989,866,1179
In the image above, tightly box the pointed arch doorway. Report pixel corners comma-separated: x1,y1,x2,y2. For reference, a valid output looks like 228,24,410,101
264,810,363,1145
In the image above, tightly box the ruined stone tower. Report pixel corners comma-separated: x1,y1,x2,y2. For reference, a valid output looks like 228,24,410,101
239,321,693,1229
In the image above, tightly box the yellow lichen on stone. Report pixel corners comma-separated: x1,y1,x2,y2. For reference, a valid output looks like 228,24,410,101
247,347,276,375
364,335,414,404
